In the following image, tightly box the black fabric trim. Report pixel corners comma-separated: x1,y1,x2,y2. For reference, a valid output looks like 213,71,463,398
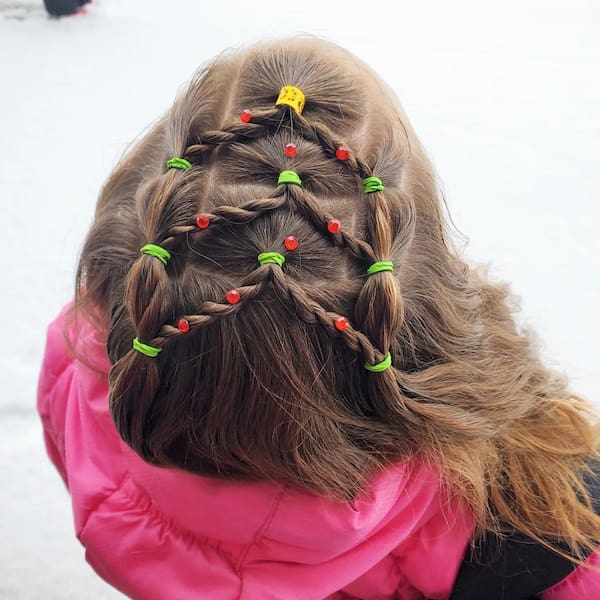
450,463,599,600
450,531,575,600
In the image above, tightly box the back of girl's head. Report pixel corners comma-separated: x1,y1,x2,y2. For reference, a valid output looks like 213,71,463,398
79,37,439,490
77,36,600,556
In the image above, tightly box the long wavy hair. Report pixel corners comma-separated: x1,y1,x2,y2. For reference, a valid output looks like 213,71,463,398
76,37,600,560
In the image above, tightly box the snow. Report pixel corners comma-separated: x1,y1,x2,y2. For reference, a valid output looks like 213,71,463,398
0,0,598,597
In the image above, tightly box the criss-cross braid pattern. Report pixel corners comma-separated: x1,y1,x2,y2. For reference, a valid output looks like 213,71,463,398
132,98,403,378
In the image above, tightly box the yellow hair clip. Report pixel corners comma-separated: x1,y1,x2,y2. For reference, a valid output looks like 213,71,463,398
276,85,306,115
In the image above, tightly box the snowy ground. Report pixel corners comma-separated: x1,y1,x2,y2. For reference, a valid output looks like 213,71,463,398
1,0,598,598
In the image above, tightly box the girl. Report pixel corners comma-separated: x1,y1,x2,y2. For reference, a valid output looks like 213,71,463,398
38,37,600,599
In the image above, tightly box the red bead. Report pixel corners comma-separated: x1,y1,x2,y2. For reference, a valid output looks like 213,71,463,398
177,318,190,333
335,316,350,331
284,143,297,158
240,109,252,123
284,236,298,251
327,219,341,234
335,146,349,160
226,289,241,304
195,214,210,229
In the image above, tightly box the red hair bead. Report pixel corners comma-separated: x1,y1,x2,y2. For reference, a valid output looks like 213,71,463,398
240,109,252,123
327,219,341,234
335,316,350,331
226,289,241,304
195,214,210,229
335,146,349,161
284,143,297,158
177,318,190,333
284,236,298,251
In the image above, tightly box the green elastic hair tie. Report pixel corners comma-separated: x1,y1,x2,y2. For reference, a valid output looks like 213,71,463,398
367,261,394,275
166,157,192,170
363,176,385,193
140,244,171,265
365,352,392,373
258,252,286,267
133,337,162,358
278,170,302,186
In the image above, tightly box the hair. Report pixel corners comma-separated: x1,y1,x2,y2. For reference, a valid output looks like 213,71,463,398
76,37,600,561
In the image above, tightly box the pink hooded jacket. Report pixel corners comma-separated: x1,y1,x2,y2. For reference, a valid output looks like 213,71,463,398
38,304,599,599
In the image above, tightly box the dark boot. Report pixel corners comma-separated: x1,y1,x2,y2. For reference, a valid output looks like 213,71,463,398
44,0,84,16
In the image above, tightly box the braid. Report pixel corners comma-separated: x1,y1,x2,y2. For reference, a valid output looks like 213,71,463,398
184,107,287,162
294,113,371,179
284,185,376,263
163,193,288,246
125,170,191,338
351,176,407,418
110,164,204,457
157,264,274,341
269,268,381,365
355,186,404,350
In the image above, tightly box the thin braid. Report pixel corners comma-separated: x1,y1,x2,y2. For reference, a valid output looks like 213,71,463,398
353,184,406,420
161,193,288,246
269,268,381,365
126,172,184,337
293,113,371,178
110,165,197,456
185,124,264,157
157,260,274,341
185,107,287,161
285,185,376,263
159,274,270,340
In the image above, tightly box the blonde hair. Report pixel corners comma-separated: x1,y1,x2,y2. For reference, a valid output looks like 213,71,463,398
76,37,600,560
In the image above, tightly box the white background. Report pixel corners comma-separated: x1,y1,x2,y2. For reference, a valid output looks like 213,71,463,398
0,0,598,597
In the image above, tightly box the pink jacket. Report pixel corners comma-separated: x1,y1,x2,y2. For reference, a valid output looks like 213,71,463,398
38,305,599,599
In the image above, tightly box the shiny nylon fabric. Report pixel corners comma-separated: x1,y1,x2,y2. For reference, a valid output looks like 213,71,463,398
37,305,599,599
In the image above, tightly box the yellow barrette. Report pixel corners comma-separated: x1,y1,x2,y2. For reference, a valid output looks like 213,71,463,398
276,85,306,115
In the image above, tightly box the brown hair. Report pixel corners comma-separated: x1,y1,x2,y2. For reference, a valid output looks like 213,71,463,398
76,37,600,559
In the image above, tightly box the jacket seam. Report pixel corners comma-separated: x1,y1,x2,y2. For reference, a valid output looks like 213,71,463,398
235,486,287,570
78,471,130,538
